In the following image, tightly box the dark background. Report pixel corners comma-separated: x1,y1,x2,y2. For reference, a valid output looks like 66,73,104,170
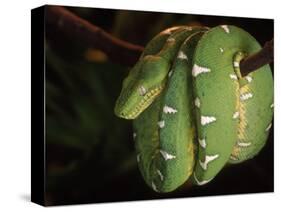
45,5,274,206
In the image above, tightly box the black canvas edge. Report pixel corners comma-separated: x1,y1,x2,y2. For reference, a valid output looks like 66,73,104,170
31,5,46,206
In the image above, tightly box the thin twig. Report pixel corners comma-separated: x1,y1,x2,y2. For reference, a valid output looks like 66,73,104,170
240,39,274,76
46,6,144,66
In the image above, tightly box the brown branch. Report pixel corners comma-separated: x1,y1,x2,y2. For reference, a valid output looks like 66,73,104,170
46,6,144,66
46,5,273,73
240,39,274,76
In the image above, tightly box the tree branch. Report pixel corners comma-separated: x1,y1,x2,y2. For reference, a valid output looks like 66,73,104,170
240,39,274,76
46,6,144,66
46,6,273,74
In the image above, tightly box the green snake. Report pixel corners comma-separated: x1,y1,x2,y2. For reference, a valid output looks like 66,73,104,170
114,25,273,192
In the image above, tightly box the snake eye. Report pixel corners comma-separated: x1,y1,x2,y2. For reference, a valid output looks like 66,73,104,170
138,85,147,96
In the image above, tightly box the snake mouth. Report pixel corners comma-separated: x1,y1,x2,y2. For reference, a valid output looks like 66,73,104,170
117,84,165,119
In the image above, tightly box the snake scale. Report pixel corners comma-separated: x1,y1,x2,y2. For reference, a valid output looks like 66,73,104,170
114,25,273,193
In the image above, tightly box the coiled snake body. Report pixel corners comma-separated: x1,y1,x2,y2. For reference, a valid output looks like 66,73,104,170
114,25,273,192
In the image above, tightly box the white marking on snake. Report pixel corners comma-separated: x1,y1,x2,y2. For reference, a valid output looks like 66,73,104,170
198,138,206,148
137,154,140,162
183,26,193,31
240,92,253,101
162,26,181,35
168,70,173,77
193,172,213,185
237,141,251,147
133,132,137,140
221,25,230,33
167,38,175,43
265,123,272,132
245,76,253,83
160,150,176,160
178,51,188,60
163,105,177,114
151,181,158,192
201,116,216,126
233,61,239,68
195,97,201,108
157,169,164,181
138,85,146,96
158,120,165,128
220,47,224,53
162,29,172,35
229,74,238,80
199,154,219,170
270,103,274,108
233,111,239,119
192,64,211,77
163,31,172,35
230,155,238,161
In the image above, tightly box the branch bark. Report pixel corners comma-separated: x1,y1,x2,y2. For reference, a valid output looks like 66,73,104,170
240,39,273,76
46,6,144,66
46,6,273,74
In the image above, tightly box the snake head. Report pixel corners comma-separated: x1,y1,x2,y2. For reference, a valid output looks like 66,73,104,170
114,55,170,119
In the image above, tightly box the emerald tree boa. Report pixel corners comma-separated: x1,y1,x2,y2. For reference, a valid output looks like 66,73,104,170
114,25,273,192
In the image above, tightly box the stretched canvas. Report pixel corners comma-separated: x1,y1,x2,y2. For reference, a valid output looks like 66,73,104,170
31,5,274,206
